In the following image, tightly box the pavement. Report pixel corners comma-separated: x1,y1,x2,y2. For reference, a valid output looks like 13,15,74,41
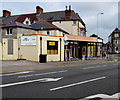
0,58,118,73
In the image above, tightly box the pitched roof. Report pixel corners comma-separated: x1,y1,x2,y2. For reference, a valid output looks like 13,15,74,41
30,19,58,30
1,21,32,29
1,19,68,33
0,10,85,26
0,15,20,25
109,27,120,37
30,19,68,33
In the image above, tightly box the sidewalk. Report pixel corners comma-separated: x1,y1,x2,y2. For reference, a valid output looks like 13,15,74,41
0,58,117,73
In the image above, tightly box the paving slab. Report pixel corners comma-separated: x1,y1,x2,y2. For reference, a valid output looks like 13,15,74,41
0,58,117,73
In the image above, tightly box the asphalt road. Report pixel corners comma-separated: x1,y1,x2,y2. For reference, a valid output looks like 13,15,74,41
1,62,120,99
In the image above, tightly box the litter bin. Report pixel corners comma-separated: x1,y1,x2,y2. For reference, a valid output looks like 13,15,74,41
39,54,47,63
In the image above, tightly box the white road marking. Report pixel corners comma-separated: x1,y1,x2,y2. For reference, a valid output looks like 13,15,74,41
102,65,107,67
39,77,63,82
0,77,63,88
83,66,101,69
50,76,106,91
83,65,107,69
81,92,120,100
18,70,68,78
113,63,118,66
0,71,33,77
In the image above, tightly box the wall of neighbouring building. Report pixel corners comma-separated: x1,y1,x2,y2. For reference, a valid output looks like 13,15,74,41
0,29,2,60
0,43,2,60
2,38,18,60
53,21,85,36
53,21,78,35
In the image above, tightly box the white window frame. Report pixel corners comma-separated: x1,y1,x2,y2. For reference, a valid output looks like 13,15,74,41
114,33,119,37
6,28,13,35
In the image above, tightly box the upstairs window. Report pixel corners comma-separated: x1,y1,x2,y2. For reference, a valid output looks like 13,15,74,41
47,31,50,35
114,33,119,37
23,17,31,25
6,28,12,35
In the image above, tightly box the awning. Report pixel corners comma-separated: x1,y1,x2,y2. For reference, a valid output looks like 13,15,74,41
64,34,97,42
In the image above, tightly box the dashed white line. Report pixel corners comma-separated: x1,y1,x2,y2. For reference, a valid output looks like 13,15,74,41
50,76,106,91
0,71,33,77
83,66,101,69
18,70,68,78
83,65,107,69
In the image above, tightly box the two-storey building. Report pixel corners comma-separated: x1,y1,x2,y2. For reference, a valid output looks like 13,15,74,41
0,5,102,62
108,28,120,53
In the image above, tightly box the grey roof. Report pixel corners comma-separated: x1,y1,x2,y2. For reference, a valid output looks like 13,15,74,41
30,19,68,33
30,19,58,30
0,15,20,25
109,27,120,37
37,10,85,26
0,10,85,26
2,21,32,29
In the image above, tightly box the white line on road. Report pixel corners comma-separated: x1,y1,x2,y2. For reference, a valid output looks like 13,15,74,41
83,66,101,69
83,65,107,69
113,63,118,66
0,71,34,77
18,70,68,78
81,92,120,99
0,77,63,88
50,76,106,91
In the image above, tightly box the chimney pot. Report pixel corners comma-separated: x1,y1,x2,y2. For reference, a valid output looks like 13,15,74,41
36,6,43,14
65,5,72,20
69,5,71,10
3,10,11,17
66,6,68,10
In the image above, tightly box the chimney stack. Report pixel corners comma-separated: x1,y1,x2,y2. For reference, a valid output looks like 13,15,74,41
3,10,11,17
36,6,43,14
65,5,72,20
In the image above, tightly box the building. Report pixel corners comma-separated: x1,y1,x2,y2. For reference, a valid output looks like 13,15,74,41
0,5,102,62
0,28,2,60
108,28,120,54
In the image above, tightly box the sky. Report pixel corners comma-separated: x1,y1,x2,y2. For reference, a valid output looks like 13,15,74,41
0,1,119,43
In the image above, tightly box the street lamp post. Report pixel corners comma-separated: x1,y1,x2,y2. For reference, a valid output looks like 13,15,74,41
96,13,104,57
97,13,104,39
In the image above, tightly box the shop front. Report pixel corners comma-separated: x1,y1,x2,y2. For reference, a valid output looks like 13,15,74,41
64,34,103,61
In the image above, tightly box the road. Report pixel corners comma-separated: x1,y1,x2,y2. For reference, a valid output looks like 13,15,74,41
1,61,120,99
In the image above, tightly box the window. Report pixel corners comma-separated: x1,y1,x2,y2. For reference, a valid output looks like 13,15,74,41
47,31,50,35
25,21,29,25
6,28,12,35
47,41,58,54
114,33,119,37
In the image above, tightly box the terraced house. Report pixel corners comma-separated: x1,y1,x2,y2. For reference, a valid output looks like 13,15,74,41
0,6,102,62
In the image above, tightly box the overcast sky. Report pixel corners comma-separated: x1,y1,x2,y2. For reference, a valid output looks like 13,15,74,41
0,1,119,43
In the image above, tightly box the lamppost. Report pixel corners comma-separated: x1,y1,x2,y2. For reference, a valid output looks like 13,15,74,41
96,13,104,57
97,13,104,39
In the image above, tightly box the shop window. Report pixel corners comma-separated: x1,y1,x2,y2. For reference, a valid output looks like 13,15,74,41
47,41,58,54
6,28,12,35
